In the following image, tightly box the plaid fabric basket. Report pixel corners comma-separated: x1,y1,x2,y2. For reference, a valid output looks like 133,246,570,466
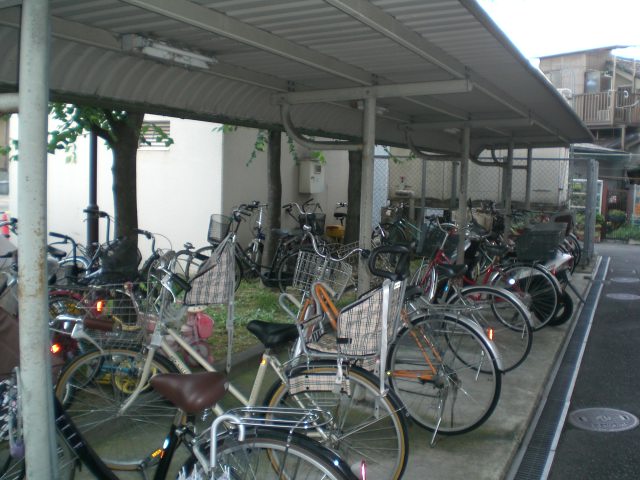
185,239,235,306
336,279,404,358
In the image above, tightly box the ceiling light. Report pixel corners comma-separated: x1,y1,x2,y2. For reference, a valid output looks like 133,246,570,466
121,34,217,69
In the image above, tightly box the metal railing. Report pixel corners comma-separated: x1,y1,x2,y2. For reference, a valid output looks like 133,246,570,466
573,91,640,126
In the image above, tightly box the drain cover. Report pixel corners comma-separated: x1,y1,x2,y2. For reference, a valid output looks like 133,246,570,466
610,277,640,283
605,293,640,301
568,408,639,432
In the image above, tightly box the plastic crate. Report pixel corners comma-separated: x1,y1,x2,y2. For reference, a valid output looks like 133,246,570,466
207,214,231,244
514,223,566,262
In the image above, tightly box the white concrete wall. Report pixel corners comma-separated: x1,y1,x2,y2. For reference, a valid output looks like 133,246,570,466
221,127,349,245
7,118,350,259
9,114,223,259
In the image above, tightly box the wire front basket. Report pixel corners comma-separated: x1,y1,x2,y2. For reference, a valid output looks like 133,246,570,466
49,283,148,350
291,250,352,300
207,214,232,244
416,223,457,258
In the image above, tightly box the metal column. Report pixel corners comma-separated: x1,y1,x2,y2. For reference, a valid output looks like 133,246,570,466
583,158,598,264
17,0,56,478
358,96,376,292
502,141,514,240
456,128,470,264
85,131,100,256
524,147,533,210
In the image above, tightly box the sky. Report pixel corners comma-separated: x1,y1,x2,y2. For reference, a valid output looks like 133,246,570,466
477,0,640,60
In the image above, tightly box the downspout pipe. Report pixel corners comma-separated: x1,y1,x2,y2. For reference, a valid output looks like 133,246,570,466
406,130,458,162
280,103,362,151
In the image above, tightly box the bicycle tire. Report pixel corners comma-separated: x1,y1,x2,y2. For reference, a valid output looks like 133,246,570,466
448,285,533,372
276,249,311,293
54,347,179,470
547,291,574,326
371,222,406,248
263,363,409,480
179,427,358,480
563,234,582,272
0,430,77,480
491,263,559,330
387,313,501,435
410,261,438,301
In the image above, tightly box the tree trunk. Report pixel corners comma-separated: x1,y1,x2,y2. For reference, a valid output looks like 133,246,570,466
265,130,282,269
107,111,144,275
344,150,362,245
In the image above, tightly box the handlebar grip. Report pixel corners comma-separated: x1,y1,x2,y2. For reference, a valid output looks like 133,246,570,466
49,232,68,240
135,228,152,239
368,245,411,281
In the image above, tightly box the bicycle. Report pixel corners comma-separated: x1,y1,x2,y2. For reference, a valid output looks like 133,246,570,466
1,367,358,480
287,233,503,445
412,216,560,332
188,205,308,291
54,234,408,478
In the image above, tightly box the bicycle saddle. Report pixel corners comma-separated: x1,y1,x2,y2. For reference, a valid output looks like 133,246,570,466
151,371,228,414
246,320,299,349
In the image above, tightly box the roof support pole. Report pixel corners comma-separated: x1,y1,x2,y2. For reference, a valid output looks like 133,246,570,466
358,96,376,292
17,1,55,478
502,141,515,241
524,147,533,209
583,159,598,264
456,128,470,264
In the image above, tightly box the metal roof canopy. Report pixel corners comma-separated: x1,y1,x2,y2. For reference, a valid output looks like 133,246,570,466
0,0,592,154
0,1,594,477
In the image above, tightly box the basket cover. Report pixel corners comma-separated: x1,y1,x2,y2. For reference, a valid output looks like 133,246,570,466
185,240,235,305
336,279,404,357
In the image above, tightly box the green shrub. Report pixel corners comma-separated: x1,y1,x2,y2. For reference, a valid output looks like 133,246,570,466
610,224,640,240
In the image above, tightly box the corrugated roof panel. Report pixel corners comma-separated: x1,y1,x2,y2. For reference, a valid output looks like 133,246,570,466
0,0,593,154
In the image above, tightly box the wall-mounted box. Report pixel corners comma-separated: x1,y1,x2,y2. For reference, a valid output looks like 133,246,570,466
299,160,324,194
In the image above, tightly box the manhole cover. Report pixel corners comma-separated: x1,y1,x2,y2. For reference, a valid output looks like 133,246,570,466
568,408,639,432
610,277,640,284
605,293,640,301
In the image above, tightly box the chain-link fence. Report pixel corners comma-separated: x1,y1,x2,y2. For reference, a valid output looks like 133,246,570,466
373,149,573,226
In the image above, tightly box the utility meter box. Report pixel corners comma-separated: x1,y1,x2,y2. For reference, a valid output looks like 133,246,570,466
299,160,324,194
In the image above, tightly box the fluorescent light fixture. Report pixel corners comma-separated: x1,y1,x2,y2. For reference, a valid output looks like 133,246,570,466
121,34,217,69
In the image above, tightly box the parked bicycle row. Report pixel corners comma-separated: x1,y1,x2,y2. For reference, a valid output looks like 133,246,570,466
1,199,583,479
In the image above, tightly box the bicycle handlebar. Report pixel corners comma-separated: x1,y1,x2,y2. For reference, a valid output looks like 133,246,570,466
301,226,368,262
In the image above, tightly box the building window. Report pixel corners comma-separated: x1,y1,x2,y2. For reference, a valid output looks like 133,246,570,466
139,120,172,148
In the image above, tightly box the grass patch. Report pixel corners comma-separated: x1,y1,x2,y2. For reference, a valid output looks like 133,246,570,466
205,279,290,362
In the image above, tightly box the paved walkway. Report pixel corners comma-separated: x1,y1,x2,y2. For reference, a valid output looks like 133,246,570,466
545,243,640,480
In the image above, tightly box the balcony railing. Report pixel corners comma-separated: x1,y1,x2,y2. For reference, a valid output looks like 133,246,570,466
573,91,640,127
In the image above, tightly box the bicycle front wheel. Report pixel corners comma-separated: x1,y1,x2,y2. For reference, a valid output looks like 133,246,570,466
54,347,179,470
180,427,357,479
448,285,533,372
264,364,409,480
387,313,501,435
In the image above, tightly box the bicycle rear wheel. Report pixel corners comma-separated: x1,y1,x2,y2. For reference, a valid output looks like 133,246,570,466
448,285,533,372
264,364,409,480
387,313,501,435
54,347,178,470
492,264,559,330
180,427,357,479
